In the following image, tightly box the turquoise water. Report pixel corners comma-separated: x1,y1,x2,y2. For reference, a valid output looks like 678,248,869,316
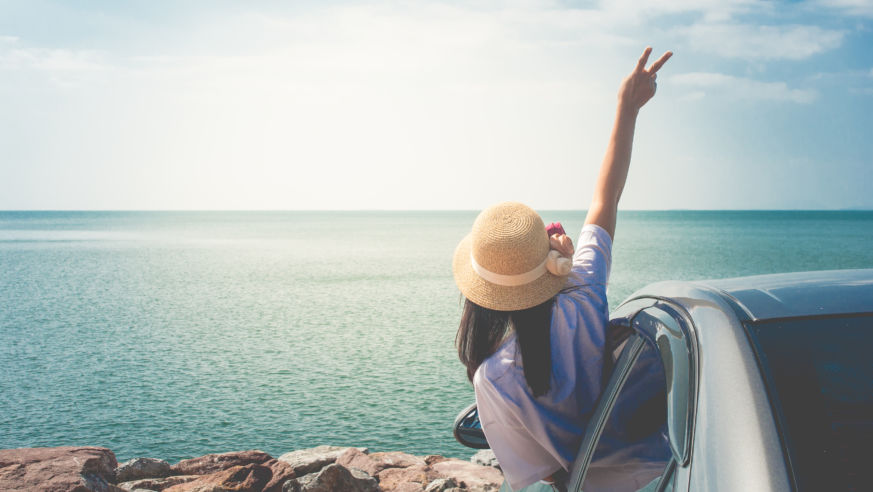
2,211,873,463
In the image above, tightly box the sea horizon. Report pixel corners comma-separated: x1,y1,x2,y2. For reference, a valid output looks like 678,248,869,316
3,208,873,212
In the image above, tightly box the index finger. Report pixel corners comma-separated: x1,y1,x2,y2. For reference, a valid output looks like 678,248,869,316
636,47,653,72
647,51,673,74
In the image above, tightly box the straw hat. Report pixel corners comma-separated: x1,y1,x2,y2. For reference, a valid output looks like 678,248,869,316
453,202,571,311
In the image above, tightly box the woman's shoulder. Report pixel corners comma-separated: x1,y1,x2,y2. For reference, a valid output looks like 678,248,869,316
474,335,522,388
553,283,609,316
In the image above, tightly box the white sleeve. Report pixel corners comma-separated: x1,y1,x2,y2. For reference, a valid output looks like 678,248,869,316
567,224,613,290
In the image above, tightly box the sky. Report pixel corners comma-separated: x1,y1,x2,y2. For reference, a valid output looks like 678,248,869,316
0,0,871,210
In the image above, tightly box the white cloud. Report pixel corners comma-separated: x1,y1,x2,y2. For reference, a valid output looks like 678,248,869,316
599,0,759,22
681,23,844,59
815,0,873,17
0,35,106,72
670,72,818,103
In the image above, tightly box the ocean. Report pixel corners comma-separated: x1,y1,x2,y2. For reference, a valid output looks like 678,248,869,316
2,210,872,463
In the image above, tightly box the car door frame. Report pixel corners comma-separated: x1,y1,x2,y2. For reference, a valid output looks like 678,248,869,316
567,298,699,492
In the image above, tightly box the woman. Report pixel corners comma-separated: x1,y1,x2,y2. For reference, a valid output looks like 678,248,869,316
453,47,672,491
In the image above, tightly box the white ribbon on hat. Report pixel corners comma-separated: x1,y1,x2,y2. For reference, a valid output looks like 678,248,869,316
471,250,571,287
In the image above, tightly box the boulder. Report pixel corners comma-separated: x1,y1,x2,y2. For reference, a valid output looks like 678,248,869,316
170,450,273,476
262,459,297,492
277,445,367,476
376,465,442,492
337,448,426,476
163,464,272,492
0,446,121,492
470,450,499,469
116,457,171,482
431,459,503,492
117,475,200,491
282,463,379,492
424,478,459,492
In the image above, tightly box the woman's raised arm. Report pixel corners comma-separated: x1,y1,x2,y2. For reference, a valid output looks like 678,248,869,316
584,47,672,238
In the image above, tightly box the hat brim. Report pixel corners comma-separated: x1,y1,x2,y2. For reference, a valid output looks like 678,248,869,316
453,233,569,311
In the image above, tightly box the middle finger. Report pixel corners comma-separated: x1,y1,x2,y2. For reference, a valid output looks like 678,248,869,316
647,51,673,74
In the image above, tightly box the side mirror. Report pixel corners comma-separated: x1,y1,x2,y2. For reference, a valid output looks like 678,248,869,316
453,402,490,449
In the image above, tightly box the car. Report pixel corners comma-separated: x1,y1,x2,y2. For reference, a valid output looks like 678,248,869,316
454,269,873,491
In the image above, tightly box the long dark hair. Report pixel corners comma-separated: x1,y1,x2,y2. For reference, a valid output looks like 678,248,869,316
456,297,554,397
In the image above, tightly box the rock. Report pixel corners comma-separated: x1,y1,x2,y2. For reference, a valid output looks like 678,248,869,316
423,455,448,466
118,475,200,491
376,465,443,492
170,450,273,476
262,459,297,492
424,478,459,492
431,459,503,492
116,457,171,482
277,445,367,476
282,463,379,492
470,450,499,469
334,448,374,474
0,446,121,492
370,451,427,469
337,448,426,476
163,464,272,492
392,483,425,492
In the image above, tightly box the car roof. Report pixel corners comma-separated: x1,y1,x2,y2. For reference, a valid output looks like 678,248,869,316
691,268,873,322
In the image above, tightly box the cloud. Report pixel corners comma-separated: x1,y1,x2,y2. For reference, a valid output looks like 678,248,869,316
815,0,873,17
670,72,818,103
0,35,106,72
681,23,844,59
599,0,759,22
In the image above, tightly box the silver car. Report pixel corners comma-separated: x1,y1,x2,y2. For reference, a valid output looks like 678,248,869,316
456,269,873,491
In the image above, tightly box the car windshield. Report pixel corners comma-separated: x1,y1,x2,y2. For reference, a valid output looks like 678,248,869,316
746,314,873,491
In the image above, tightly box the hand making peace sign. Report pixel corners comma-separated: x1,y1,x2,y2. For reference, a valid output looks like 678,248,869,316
618,47,673,112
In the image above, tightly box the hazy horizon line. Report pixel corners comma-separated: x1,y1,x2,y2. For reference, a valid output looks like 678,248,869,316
3,208,873,213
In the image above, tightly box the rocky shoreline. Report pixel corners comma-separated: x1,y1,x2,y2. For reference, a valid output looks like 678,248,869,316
0,445,502,492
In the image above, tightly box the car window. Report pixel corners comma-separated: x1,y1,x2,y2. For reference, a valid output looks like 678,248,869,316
648,305,695,465
581,338,672,492
569,304,696,492
746,314,873,491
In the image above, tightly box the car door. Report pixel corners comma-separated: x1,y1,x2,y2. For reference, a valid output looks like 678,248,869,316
567,302,697,492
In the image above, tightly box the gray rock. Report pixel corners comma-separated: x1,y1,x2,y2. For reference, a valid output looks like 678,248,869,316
277,445,367,476
470,449,499,469
116,457,171,482
424,477,459,492
282,463,379,492
117,475,199,491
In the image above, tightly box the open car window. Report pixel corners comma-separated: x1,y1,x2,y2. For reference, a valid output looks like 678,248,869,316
569,304,696,492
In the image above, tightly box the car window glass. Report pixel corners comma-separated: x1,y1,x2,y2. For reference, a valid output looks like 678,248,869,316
648,307,694,465
581,340,672,492
747,314,873,491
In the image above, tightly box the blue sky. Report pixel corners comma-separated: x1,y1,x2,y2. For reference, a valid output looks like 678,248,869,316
1,0,871,210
